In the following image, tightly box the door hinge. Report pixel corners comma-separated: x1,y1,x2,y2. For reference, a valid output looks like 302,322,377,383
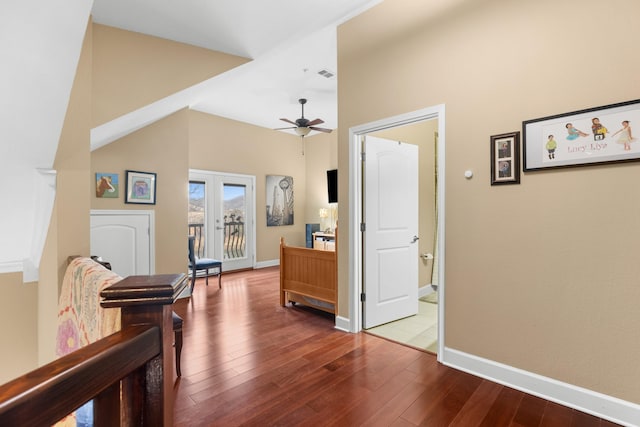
360,293,366,302
361,152,366,162
360,222,366,232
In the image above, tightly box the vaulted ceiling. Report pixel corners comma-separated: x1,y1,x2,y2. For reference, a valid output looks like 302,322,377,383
0,0,380,275
90,0,381,148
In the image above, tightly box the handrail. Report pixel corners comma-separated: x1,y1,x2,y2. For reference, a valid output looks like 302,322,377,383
0,271,188,426
0,325,159,426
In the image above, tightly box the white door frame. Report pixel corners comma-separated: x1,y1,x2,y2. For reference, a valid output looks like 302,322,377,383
348,104,446,361
90,209,156,274
189,169,257,270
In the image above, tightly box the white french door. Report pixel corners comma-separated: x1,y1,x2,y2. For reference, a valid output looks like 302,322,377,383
363,136,419,328
189,170,255,271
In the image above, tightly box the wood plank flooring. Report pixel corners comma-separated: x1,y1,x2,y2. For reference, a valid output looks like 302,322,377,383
172,267,620,427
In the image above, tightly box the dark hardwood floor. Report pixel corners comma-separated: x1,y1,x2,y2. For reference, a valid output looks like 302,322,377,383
172,267,619,427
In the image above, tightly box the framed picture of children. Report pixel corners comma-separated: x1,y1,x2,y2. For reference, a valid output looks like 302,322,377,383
491,131,520,186
125,170,157,204
523,99,640,171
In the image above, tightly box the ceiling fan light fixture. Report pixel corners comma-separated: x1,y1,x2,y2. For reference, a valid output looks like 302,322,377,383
275,98,331,138
295,127,311,137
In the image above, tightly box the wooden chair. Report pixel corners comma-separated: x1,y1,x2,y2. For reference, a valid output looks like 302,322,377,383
188,235,222,292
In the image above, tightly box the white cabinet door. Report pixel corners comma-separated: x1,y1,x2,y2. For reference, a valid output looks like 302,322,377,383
90,210,154,277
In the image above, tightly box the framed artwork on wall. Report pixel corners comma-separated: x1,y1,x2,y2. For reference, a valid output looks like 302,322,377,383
523,99,640,171
95,172,119,198
266,175,294,226
490,131,520,186
125,170,156,204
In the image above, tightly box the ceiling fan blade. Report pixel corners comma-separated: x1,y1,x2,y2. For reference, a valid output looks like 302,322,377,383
280,118,297,126
274,126,296,130
309,126,332,133
307,118,324,126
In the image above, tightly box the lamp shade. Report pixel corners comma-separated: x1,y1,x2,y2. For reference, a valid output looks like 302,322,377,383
294,126,311,136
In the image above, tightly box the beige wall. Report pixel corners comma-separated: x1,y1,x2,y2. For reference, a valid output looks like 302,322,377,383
38,16,94,368
54,19,93,288
0,17,94,383
0,21,238,383
91,109,333,271
189,111,312,260
0,274,38,384
91,109,190,275
0,15,337,385
338,0,640,403
92,24,249,126
304,132,338,231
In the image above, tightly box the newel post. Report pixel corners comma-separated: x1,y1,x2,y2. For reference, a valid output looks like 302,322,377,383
100,273,188,427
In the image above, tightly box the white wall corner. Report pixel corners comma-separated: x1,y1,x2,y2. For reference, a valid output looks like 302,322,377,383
441,347,640,427
22,258,39,284
25,169,57,283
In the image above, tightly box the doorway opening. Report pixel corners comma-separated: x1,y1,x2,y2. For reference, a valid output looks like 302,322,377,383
189,170,256,272
348,105,445,361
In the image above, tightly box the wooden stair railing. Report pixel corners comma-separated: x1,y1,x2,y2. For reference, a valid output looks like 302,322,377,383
0,273,187,427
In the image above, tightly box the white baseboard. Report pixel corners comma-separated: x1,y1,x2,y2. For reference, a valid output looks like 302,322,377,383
441,347,640,427
335,315,350,332
418,284,435,299
255,259,279,269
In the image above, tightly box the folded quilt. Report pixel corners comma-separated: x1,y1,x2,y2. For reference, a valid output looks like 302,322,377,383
55,257,123,426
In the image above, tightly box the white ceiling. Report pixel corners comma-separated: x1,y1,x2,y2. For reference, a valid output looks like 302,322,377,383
90,0,380,147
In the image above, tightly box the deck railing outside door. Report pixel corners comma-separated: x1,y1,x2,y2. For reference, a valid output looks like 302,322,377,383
189,217,245,261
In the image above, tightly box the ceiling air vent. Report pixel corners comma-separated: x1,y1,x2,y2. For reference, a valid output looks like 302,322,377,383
318,69,335,79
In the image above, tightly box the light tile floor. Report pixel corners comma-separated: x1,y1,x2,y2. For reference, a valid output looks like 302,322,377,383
365,300,438,353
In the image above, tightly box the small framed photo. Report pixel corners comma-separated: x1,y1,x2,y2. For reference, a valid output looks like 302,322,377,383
125,170,156,204
523,99,640,171
95,172,119,198
491,132,520,185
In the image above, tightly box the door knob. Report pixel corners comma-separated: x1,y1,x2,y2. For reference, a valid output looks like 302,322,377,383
411,235,419,243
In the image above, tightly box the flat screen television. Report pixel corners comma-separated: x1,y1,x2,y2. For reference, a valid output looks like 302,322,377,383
327,169,338,203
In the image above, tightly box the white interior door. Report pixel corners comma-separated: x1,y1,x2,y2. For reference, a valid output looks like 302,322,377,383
189,170,256,271
90,210,154,277
363,136,419,328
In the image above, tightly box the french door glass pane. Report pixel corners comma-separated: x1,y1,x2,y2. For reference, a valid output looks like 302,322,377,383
223,184,246,260
188,181,206,258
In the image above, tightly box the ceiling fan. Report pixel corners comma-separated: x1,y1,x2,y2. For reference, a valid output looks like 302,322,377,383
275,98,332,137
